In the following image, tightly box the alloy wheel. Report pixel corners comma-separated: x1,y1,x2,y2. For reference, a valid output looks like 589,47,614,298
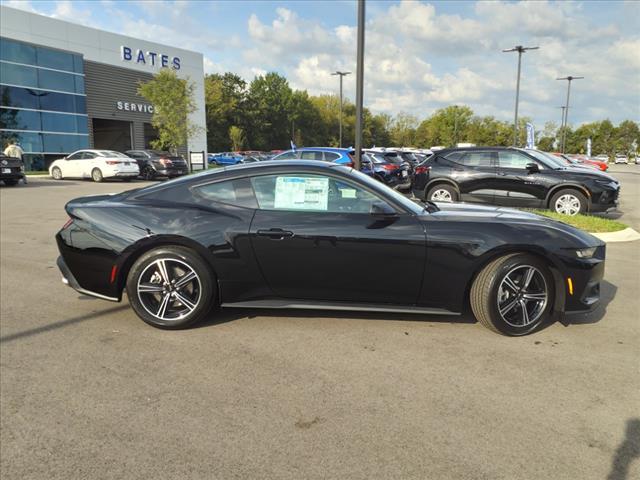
136,258,202,321
554,194,581,216
431,189,453,202
496,265,548,328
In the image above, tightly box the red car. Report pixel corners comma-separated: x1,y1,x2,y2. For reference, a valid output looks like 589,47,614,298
552,153,608,172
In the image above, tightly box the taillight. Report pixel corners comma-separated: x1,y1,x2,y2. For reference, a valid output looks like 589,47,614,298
345,161,355,168
105,160,119,165
415,165,430,175
160,157,173,166
62,217,73,230
382,164,398,171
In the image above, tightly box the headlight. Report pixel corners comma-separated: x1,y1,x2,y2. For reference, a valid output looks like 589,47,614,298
594,179,615,186
576,247,597,258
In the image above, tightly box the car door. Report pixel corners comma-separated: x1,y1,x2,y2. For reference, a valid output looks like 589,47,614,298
248,171,427,304
63,151,84,177
79,151,99,178
448,151,497,204
494,151,546,207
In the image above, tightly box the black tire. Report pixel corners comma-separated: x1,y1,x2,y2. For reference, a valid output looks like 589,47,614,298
91,168,104,182
470,253,554,336
3,179,19,186
51,167,62,180
126,246,215,329
122,177,133,182
142,166,156,180
549,189,587,216
427,184,459,202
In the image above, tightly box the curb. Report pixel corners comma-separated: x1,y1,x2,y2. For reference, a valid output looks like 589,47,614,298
590,227,640,243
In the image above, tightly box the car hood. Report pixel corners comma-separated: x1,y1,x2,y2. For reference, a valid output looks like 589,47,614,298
555,167,618,183
425,202,603,246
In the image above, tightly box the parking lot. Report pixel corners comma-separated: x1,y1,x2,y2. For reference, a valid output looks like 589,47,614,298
1,164,638,480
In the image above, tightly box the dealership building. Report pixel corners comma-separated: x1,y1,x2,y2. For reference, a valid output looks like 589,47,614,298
0,5,206,171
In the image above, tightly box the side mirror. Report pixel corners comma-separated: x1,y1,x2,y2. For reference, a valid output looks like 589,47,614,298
525,163,540,173
370,201,397,216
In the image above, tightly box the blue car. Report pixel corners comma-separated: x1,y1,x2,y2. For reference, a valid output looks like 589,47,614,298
272,147,355,167
361,152,412,190
208,152,244,165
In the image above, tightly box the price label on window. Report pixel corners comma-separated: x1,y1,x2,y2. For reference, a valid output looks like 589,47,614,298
274,176,329,211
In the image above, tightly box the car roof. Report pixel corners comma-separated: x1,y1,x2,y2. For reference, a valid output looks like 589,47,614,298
434,146,522,154
293,147,354,153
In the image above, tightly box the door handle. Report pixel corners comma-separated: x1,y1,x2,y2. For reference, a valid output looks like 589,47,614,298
256,228,294,239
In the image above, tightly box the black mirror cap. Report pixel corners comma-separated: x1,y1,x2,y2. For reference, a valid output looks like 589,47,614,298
370,201,397,216
526,163,540,173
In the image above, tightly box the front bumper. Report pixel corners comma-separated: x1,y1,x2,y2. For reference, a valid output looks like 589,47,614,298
556,246,606,313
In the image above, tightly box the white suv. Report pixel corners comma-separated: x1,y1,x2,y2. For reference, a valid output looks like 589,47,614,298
49,150,140,182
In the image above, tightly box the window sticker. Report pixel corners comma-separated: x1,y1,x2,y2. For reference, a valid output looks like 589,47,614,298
274,176,329,211
339,188,357,199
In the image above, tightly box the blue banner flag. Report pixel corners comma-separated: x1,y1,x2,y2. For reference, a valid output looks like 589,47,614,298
525,123,535,149
290,140,297,151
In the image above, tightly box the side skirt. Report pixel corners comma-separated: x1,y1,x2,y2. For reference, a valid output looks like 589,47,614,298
220,299,460,316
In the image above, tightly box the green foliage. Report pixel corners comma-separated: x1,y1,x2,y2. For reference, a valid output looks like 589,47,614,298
530,210,627,233
137,69,199,154
229,126,245,151
203,71,640,155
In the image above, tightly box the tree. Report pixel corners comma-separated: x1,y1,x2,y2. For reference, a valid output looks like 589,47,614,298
390,113,418,147
204,73,246,152
229,126,245,151
416,105,474,147
138,69,200,154
244,72,293,150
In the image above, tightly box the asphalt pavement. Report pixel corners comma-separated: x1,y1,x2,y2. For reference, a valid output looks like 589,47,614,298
1,166,639,480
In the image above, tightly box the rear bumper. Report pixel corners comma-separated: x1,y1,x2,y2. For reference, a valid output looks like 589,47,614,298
57,256,119,302
1,172,25,180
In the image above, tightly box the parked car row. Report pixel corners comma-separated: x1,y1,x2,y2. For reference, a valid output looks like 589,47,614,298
208,151,278,165
47,149,188,182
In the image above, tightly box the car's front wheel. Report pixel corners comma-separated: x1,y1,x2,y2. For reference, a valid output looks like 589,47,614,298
51,167,62,180
550,189,587,216
126,246,216,329
470,253,554,336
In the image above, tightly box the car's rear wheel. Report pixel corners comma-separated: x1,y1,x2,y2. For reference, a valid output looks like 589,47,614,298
3,179,19,186
142,166,156,180
427,184,458,202
91,168,104,182
51,167,62,180
126,246,215,329
550,189,587,216
470,253,554,336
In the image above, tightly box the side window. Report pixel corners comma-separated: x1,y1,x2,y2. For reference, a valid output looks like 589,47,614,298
461,152,493,167
66,152,83,160
275,151,298,160
193,178,257,208
498,151,534,169
81,152,96,159
444,151,465,163
324,152,340,162
250,174,391,214
300,151,324,161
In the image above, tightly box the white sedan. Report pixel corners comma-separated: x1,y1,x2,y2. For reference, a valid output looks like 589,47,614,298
49,150,139,182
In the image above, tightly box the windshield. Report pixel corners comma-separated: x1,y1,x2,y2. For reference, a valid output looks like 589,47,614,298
524,150,565,169
337,167,425,215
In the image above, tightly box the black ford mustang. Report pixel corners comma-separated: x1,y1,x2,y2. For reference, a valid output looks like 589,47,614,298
56,160,605,336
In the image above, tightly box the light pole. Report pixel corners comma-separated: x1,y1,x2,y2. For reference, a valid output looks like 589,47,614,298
557,106,566,151
556,76,584,153
503,45,539,146
354,0,365,170
331,71,351,148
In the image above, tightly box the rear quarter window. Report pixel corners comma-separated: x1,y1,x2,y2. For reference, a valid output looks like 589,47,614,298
192,178,257,208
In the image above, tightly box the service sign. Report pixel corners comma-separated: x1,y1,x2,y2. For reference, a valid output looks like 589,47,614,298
121,46,181,70
116,101,154,113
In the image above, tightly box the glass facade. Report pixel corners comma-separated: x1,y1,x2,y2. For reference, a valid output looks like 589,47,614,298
0,37,89,170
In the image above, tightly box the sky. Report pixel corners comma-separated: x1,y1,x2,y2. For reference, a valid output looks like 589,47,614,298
2,0,639,127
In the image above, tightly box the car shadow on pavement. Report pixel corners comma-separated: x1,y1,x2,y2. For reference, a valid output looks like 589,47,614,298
607,418,640,480
196,306,477,330
0,305,130,344
559,280,617,327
